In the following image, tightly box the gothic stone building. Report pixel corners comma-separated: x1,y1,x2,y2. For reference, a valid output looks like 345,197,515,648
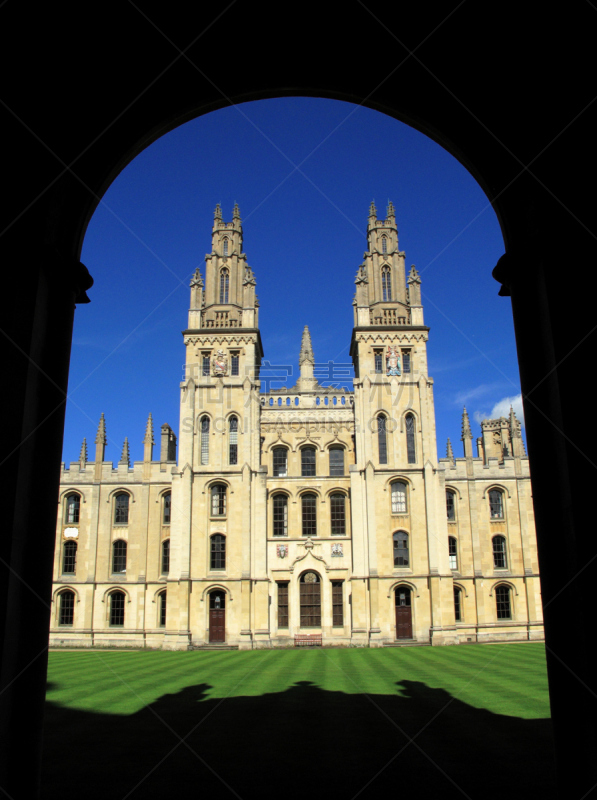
51,204,544,649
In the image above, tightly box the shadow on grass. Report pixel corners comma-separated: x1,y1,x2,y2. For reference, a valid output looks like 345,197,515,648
42,678,555,800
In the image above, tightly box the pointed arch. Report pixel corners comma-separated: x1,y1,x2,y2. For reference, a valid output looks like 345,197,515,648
219,267,229,303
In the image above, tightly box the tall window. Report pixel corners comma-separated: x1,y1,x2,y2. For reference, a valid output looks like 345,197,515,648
446,490,455,521
332,581,344,626
219,267,229,303
393,531,409,567
65,493,80,524
405,414,416,464
59,590,75,626
112,540,127,574
200,416,210,465
109,591,125,626
374,349,383,374
329,447,344,476
158,591,167,627
62,541,77,574
401,349,411,373
299,572,321,627
302,494,317,537
210,534,226,570
273,447,288,477
229,416,238,465
330,494,346,535
381,235,387,254
163,492,171,525
211,484,227,516
277,582,289,628
382,266,392,301
223,238,229,256
273,494,288,537
231,352,239,376
378,414,388,465
454,587,463,622
114,493,129,524
202,354,210,376
492,536,507,569
161,539,170,575
489,489,504,519
495,585,512,619
301,447,316,477
391,481,407,514
448,537,458,570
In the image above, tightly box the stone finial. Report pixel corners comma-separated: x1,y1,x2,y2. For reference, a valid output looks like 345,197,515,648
368,200,377,219
446,438,454,462
509,405,521,437
214,203,222,220
408,265,421,285
119,438,130,467
95,413,106,445
190,268,203,288
461,407,473,459
299,325,315,365
233,202,241,220
79,438,88,466
386,200,395,218
143,413,154,463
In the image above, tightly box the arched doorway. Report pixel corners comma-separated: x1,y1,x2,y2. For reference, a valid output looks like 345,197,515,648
208,590,226,643
395,586,412,639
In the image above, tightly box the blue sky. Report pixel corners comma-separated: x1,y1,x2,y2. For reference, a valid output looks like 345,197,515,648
63,97,523,465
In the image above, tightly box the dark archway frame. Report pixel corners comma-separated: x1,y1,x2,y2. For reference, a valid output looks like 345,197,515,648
2,5,596,798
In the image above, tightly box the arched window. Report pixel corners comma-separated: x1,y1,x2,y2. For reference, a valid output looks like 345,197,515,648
112,540,127,574
114,493,129,524
393,531,409,567
329,447,344,476
381,235,387,255
489,489,504,519
219,267,229,303
492,535,507,569
161,539,170,575
448,536,458,570
302,494,317,537
446,490,456,521
330,494,346,535
211,484,227,516
301,447,316,477
391,481,407,514
158,590,167,627
163,492,171,525
273,494,288,537
210,534,226,570
299,572,321,627
405,414,416,464
454,587,463,622
495,585,512,619
58,590,75,626
382,266,392,301
223,237,229,256
65,493,80,524
377,414,388,465
109,591,125,626
62,541,77,574
229,416,238,465
273,447,288,477
200,416,210,465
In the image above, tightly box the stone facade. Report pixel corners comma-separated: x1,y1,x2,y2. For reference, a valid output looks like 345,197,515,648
51,204,543,649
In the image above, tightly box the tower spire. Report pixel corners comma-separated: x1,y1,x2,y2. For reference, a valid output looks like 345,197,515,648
298,326,317,390
461,407,473,459
386,199,395,219
214,203,222,221
94,413,106,480
299,325,314,365
368,200,377,219
446,437,454,462
233,202,241,220
79,438,88,469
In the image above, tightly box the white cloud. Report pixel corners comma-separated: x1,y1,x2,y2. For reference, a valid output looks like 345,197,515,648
453,383,503,406
473,394,525,427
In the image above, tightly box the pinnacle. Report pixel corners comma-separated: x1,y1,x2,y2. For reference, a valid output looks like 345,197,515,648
369,200,377,218
386,199,395,217
214,203,222,220
461,407,472,439
120,437,130,467
299,325,315,365
446,438,454,461
79,438,88,463
95,413,106,445
233,202,241,219
144,412,154,444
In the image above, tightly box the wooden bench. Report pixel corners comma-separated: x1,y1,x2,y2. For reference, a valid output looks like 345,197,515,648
294,634,322,647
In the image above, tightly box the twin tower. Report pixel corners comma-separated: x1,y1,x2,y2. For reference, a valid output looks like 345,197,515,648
52,204,542,650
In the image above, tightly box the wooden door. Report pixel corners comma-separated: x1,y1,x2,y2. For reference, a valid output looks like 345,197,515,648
209,591,225,643
395,588,412,639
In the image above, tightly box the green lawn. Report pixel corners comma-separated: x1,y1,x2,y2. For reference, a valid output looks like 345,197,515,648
43,643,555,800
